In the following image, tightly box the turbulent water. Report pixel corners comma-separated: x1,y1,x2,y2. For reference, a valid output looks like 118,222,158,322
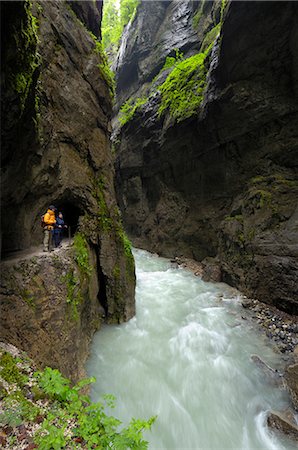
87,249,295,449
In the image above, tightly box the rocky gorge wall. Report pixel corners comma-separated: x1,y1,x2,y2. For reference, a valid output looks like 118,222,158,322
114,0,298,314
0,0,135,380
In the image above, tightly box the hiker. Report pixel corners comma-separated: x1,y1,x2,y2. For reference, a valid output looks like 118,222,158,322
53,212,67,248
43,205,56,252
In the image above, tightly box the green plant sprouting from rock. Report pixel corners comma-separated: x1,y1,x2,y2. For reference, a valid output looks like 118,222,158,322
158,53,207,122
0,352,28,387
0,349,156,449
94,175,114,232
119,96,148,126
117,0,228,127
200,24,221,54
9,0,39,114
93,39,116,98
73,233,92,279
62,269,82,321
117,227,135,277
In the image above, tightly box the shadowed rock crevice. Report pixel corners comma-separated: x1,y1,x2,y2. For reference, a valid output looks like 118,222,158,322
96,249,109,318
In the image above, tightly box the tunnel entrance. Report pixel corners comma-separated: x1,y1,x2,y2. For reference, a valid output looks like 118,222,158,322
54,201,83,237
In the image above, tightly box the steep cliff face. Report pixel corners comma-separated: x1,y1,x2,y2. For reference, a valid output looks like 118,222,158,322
0,246,102,382
1,0,135,378
114,0,298,314
114,0,220,109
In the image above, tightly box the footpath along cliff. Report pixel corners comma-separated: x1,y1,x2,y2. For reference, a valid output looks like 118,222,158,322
0,0,135,381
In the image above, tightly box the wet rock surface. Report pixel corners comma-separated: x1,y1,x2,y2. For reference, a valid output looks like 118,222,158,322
114,0,298,314
242,298,298,356
114,0,211,109
267,411,298,441
0,245,102,382
1,0,135,377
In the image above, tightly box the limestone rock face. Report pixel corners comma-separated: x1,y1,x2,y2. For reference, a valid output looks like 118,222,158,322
285,364,298,411
114,0,298,314
68,0,102,39
0,247,102,382
1,0,135,373
267,411,298,441
114,0,219,109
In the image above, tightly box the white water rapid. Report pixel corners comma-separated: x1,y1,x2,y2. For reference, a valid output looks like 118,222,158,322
87,249,296,449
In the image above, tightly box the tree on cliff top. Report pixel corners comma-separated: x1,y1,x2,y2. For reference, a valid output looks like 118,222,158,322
102,0,139,57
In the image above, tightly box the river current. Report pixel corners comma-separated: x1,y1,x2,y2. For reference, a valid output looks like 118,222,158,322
87,249,296,449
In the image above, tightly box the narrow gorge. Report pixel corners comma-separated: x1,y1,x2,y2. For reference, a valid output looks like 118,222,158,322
0,0,297,448
114,0,298,315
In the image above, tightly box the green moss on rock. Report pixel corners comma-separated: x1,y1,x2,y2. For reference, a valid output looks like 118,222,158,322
158,53,207,122
200,24,220,54
73,233,92,279
94,176,114,232
119,96,148,126
0,352,28,387
9,0,39,113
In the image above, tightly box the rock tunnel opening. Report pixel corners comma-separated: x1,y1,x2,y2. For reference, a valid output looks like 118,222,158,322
54,201,83,237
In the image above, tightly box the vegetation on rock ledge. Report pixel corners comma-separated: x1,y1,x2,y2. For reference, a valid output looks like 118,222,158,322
0,345,156,449
119,97,148,126
9,0,39,114
158,53,207,122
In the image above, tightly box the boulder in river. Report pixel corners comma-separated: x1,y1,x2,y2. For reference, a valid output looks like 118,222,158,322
267,410,298,441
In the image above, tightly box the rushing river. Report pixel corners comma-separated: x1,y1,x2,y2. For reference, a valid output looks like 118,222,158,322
87,249,296,449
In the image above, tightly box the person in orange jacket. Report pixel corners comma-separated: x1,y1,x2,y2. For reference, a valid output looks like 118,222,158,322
43,205,56,252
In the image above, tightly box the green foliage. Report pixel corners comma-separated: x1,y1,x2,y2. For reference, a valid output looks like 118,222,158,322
95,176,113,231
20,288,35,307
102,0,139,55
193,9,203,30
0,389,40,426
62,270,82,321
220,0,228,23
161,49,184,72
200,24,220,54
253,190,272,209
33,367,156,449
35,367,70,401
158,53,207,122
0,407,23,427
35,423,67,450
61,233,90,320
0,352,28,387
73,233,92,278
113,265,121,279
0,349,156,449
154,0,226,123
119,97,148,126
117,228,135,276
224,214,243,223
93,40,115,97
9,0,39,113
152,49,184,85
251,174,298,188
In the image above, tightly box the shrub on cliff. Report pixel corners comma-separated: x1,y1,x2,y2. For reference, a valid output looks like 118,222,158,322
119,97,148,126
158,53,207,122
0,344,156,449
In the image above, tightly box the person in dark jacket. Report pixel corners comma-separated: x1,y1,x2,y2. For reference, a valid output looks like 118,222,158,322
53,212,67,248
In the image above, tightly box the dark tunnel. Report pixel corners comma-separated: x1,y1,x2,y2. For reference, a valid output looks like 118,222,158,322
53,201,84,237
